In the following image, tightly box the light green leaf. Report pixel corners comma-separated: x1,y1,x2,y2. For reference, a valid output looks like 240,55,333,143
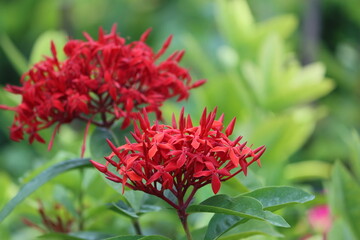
256,14,297,40
0,33,28,74
345,130,360,182
329,161,360,239
0,158,91,222
242,186,315,212
285,160,332,181
29,30,68,66
328,218,357,240
216,0,254,44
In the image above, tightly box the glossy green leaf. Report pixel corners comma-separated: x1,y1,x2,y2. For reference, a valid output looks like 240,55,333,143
0,158,91,222
29,30,68,66
329,161,360,239
187,195,265,219
218,219,283,240
242,186,315,211
205,214,244,240
202,187,311,239
110,200,138,219
187,195,289,228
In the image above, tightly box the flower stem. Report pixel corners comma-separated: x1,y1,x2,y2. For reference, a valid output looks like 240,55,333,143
132,219,142,235
78,168,85,231
178,209,192,240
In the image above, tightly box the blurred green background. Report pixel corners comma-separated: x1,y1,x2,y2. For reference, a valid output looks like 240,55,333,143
1,0,360,239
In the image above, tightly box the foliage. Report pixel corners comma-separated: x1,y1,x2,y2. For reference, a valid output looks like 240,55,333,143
1,0,359,239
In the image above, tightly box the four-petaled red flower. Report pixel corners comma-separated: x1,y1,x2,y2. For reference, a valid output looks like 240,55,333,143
0,25,205,151
91,107,265,211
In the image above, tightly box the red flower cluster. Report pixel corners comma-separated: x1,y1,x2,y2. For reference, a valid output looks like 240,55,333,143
91,108,265,210
0,25,205,147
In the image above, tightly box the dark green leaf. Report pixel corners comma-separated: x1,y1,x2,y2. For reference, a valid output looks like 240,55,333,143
104,236,143,240
218,219,283,240
187,195,289,228
138,204,163,215
204,214,244,240
0,158,91,222
69,232,114,240
89,127,115,160
104,236,171,240
242,186,315,211
139,236,172,240
187,195,266,220
110,200,139,219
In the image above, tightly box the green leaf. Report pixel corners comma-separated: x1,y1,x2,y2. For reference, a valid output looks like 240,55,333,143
218,219,283,240
216,0,254,47
89,127,116,160
139,236,172,240
205,214,244,240
38,233,84,240
0,33,28,74
187,195,289,228
110,200,139,219
329,161,360,239
39,231,114,240
345,130,360,182
104,236,142,240
328,218,357,240
285,160,332,181
256,14,297,40
204,214,284,240
104,236,171,240
0,158,91,223
187,195,265,220
29,30,68,66
242,186,315,212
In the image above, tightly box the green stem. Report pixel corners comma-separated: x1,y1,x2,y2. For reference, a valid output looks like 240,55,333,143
78,168,85,231
132,219,142,235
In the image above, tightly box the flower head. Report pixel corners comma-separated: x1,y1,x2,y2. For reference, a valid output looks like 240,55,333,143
91,107,265,209
0,25,205,149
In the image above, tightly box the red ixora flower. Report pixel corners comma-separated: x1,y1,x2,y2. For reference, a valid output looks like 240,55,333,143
0,25,205,152
91,107,265,211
